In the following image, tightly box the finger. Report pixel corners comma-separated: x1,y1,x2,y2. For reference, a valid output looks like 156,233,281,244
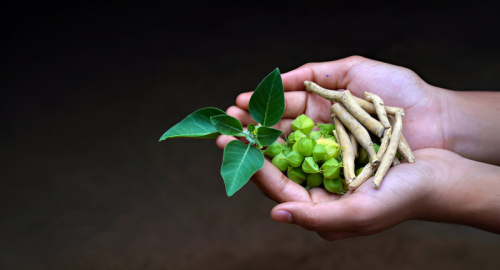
281,56,366,91
226,106,256,126
270,200,367,231
216,135,237,149
251,161,312,203
237,91,308,118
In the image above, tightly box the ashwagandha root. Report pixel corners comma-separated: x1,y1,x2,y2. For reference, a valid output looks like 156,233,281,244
331,103,378,165
333,115,356,183
349,128,392,190
304,81,404,116
341,90,385,137
364,91,391,129
388,115,415,163
350,133,358,158
332,130,339,142
373,112,403,189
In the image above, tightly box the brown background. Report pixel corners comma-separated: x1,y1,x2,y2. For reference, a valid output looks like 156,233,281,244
3,1,500,269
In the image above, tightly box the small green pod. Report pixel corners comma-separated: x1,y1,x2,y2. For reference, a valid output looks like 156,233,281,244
374,143,380,153
302,157,320,174
321,158,341,179
306,173,323,187
263,142,283,159
358,148,369,165
323,178,345,194
288,130,306,144
308,131,322,141
318,123,335,136
287,167,307,184
282,145,292,156
316,137,340,159
291,114,315,135
312,144,327,162
297,137,316,157
272,153,288,172
285,150,304,168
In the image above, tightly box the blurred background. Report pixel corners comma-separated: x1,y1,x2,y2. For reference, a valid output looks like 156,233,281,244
3,1,500,269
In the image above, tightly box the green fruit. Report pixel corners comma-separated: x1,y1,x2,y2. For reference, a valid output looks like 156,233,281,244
374,143,380,153
302,157,320,174
316,137,340,159
321,158,341,179
358,148,369,165
312,144,327,162
297,137,316,157
308,131,322,141
282,145,292,156
323,178,345,194
288,130,306,144
291,114,315,134
306,173,323,187
318,123,335,136
287,167,307,184
285,150,304,167
272,153,288,172
263,142,283,159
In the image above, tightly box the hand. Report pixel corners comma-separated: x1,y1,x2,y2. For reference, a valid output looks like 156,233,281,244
216,56,500,238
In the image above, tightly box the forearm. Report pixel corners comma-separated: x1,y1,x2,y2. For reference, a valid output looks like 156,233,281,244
441,89,500,165
423,157,500,233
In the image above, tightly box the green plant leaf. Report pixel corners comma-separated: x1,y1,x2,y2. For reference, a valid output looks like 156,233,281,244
255,126,282,147
248,68,285,127
210,114,244,136
221,140,265,196
247,123,255,132
159,107,226,141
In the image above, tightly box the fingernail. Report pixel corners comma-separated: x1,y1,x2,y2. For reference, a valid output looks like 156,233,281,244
272,210,293,223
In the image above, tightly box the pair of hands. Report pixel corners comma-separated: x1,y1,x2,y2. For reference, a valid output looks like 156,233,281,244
215,56,496,240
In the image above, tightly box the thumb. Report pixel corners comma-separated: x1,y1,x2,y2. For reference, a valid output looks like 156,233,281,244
270,200,368,231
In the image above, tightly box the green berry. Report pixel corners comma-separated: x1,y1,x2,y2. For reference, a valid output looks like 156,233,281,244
272,153,288,172
285,150,304,168
291,114,315,135
308,131,322,141
323,178,345,194
263,142,283,159
287,167,307,184
321,158,341,179
302,157,320,174
316,137,340,159
306,173,323,187
282,145,292,156
297,137,316,157
312,144,327,162
317,123,335,136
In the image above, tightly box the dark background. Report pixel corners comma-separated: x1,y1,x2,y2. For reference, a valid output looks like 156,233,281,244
3,1,500,269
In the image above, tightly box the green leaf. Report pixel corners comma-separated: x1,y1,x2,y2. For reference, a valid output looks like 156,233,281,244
210,114,244,136
221,140,265,196
159,107,226,141
248,68,285,127
255,126,282,147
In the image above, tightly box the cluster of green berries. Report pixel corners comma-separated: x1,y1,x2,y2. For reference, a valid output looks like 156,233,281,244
263,115,347,194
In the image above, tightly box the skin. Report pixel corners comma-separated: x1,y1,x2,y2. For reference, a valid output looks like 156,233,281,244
216,56,500,240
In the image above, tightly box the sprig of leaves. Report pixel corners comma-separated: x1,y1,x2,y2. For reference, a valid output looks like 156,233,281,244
159,68,285,196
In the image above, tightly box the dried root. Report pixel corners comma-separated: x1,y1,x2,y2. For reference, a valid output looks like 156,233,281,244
331,103,378,165
373,112,403,189
341,90,385,137
304,81,404,116
388,115,415,163
364,91,391,129
333,115,356,183
350,133,358,158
